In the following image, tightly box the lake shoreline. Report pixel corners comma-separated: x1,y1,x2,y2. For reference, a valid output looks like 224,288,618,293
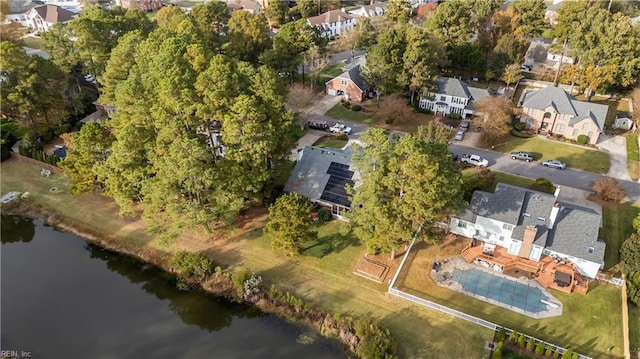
2,200,391,358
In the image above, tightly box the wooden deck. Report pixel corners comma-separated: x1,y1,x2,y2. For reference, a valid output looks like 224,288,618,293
461,243,588,294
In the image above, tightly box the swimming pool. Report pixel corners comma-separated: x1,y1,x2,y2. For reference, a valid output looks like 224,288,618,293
452,269,548,313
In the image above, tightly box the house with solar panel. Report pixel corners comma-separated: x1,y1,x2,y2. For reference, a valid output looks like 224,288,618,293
283,146,358,220
450,183,605,294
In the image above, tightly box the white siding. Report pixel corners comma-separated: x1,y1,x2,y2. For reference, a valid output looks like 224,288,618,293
474,216,515,247
545,249,601,279
449,218,475,238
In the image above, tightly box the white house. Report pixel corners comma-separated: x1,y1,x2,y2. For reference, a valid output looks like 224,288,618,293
347,1,385,18
4,0,38,27
25,4,76,32
418,77,491,118
450,183,605,279
307,10,357,38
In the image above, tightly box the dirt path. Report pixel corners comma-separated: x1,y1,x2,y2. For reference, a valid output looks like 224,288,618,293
622,274,631,359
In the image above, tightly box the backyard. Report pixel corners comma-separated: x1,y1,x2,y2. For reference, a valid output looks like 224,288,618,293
0,159,492,359
487,136,610,174
312,134,348,149
396,237,624,359
600,201,640,270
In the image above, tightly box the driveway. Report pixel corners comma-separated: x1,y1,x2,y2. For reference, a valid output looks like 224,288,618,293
597,135,632,181
290,129,325,160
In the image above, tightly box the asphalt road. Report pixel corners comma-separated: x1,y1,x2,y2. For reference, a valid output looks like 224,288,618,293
450,144,640,202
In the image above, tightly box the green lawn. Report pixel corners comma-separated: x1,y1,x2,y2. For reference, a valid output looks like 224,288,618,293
462,169,554,194
0,159,492,359
626,134,639,181
398,240,625,359
629,303,640,353
312,134,348,149
600,202,640,270
325,103,375,124
502,347,536,359
489,136,610,173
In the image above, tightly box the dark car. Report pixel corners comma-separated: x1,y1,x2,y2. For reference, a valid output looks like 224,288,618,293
510,151,534,162
307,121,329,131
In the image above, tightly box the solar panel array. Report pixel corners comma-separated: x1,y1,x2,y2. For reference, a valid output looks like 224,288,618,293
320,162,354,208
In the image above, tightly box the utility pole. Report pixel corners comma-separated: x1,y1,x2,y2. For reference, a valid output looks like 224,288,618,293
553,38,568,87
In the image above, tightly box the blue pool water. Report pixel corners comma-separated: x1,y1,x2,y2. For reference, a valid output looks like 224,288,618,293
452,269,548,313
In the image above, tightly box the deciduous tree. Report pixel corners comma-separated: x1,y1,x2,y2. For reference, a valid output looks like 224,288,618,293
401,26,446,105
226,11,271,63
375,95,412,125
384,0,411,24
473,96,513,141
265,193,317,256
590,178,627,202
59,122,114,194
511,0,547,37
362,27,407,104
288,83,320,127
264,0,288,28
501,63,523,89
620,214,640,273
428,0,475,46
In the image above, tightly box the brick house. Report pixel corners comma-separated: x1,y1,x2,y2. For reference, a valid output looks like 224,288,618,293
325,57,367,102
519,87,607,145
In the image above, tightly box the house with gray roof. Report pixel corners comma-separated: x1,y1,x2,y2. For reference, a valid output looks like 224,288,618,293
348,1,386,18
519,86,608,144
451,183,605,279
325,56,368,102
418,77,491,118
307,10,357,38
284,146,359,220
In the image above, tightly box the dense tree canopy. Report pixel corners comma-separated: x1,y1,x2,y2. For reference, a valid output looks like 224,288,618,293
226,11,271,63
95,28,295,242
348,124,464,256
428,0,475,46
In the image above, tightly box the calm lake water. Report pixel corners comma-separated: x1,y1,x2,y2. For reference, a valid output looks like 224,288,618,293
0,215,345,359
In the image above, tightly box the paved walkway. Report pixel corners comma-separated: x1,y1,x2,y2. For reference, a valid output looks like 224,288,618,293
290,129,325,160
597,135,632,181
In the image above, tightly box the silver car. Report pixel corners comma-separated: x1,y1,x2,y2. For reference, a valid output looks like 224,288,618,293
542,159,566,170
454,130,465,141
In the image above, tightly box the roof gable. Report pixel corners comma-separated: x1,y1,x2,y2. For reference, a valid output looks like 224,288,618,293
434,77,472,99
31,4,76,24
521,87,577,116
307,10,355,26
569,100,608,131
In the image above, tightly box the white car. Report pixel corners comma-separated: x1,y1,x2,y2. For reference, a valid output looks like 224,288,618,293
329,123,352,135
542,159,566,170
460,154,489,167
454,130,465,141
84,74,96,83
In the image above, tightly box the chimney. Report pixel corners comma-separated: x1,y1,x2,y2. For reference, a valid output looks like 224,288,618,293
549,202,561,229
518,225,537,258
554,186,560,200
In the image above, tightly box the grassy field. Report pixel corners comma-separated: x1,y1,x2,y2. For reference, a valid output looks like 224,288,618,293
397,239,625,359
0,159,492,359
22,36,42,50
600,201,640,270
488,136,610,173
312,134,348,149
626,133,640,181
462,169,555,195
325,103,375,124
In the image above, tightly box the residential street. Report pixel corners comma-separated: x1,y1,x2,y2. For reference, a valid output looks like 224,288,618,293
449,144,640,202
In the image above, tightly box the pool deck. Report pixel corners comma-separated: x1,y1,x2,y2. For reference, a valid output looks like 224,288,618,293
431,256,563,319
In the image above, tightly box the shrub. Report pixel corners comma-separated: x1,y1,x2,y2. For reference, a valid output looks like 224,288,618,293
171,251,213,279
577,134,588,144
545,346,554,357
510,129,534,138
318,208,332,222
342,101,351,109
508,330,518,344
232,267,252,292
529,177,556,194
447,113,462,120
416,107,434,115
553,349,560,358
493,341,503,359
561,348,573,359
526,337,535,352
54,123,72,136
571,353,579,359
354,317,398,359
352,104,362,111
496,327,506,342
591,178,627,202
535,342,545,355
513,121,525,131
517,333,525,348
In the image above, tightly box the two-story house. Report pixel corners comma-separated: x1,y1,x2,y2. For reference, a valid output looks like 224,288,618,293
418,77,491,118
347,2,385,18
518,87,607,145
325,56,367,102
450,183,605,282
307,10,357,38
25,4,76,32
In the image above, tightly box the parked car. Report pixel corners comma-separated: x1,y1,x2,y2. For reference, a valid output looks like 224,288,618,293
460,154,489,167
510,151,534,162
454,130,465,141
460,120,471,132
307,121,330,131
542,159,567,170
329,123,352,135
84,74,96,83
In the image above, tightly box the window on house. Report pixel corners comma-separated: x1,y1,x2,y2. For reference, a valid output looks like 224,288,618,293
340,80,347,86
588,131,593,140
503,223,513,231
572,129,578,137
582,123,588,130
457,221,467,228
537,216,545,222
556,124,564,132
588,247,595,254
440,95,446,101
499,236,505,241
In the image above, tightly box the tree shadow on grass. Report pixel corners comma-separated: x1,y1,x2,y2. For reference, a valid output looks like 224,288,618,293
302,228,360,259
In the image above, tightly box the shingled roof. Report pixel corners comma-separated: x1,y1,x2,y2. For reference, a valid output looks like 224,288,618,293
31,4,76,24
307,10,355,27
